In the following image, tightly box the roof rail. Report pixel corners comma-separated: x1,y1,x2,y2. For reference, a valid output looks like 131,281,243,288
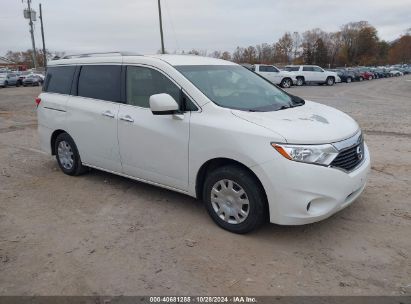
61,51,141,59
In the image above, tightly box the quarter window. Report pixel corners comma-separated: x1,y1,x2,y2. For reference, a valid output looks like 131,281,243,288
77,65,121,102
126,66,180,108
44,66,76,94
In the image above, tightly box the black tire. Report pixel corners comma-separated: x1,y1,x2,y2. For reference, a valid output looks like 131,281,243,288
280,78,292,88
296,77,304,86
346,77,352,83
203,165,267,234
54,133,87,176
359,76,363,81
326,76,335,86
16,82,20,87
4,81,8,88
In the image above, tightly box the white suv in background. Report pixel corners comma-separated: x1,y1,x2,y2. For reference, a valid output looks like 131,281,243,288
37,53,370,234
285,65,341,86
252,64,297,88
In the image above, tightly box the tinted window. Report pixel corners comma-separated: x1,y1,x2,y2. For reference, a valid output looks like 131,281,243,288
303,66,314,71
260,65,277,72
45,66,76,94
313,66,323,72
126,66,180,108
77,65,121,102
285,66,299,72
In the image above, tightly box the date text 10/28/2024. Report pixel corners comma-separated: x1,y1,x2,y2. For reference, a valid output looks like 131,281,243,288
149,296,257,303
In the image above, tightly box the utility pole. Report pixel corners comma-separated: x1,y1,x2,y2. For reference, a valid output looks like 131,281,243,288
157,0,165,54
25,0,38,69
39,3,47,69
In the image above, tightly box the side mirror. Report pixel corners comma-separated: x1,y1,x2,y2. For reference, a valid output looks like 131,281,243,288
149,93,179,115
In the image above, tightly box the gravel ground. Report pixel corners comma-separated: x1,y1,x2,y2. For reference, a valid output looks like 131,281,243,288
0,76,410,296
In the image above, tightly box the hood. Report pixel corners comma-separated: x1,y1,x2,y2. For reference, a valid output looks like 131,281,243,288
231,101,359,144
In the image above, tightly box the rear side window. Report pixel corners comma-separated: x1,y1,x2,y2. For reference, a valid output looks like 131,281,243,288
77,65,121,102
44,66,76,94
285,66,299,72
126,66,180,108
260,65,277,72
303,66,314,71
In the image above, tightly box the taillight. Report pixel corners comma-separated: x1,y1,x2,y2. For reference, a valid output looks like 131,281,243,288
35,97,41,107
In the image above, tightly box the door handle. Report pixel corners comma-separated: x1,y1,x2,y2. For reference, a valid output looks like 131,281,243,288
119,115,134,123
102,110,115,118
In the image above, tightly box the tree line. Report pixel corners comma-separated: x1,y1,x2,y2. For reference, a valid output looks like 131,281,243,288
189,21,411,67
3,21,410,69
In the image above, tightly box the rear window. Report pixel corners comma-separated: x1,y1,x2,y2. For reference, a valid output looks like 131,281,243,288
77,65,121,102
44,66,76,94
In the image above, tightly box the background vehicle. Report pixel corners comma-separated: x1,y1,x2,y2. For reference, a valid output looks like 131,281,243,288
23,75,42,86
357,68,374,80
284,65,341,86
252,64,297,88
389,69,403,76
0,73,21,87
333,69,355,83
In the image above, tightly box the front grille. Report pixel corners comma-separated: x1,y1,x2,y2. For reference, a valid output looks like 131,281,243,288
331,139,364,171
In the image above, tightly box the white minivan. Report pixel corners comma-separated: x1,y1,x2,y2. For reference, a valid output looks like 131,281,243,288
37,53,370,234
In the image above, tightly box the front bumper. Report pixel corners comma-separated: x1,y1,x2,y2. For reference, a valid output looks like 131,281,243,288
252,143,370,225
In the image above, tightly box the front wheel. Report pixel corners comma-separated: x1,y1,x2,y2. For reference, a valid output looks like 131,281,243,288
326,77,335,86
55,133,87,176
203,165,267,234
280,78,292,88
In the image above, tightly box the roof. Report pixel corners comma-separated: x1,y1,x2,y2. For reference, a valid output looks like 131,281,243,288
48,53,236,67
0,57,15,65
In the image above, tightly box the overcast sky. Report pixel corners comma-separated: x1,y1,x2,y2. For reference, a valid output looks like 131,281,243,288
1,0,410,56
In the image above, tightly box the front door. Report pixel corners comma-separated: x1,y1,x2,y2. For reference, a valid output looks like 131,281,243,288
117,65,190,191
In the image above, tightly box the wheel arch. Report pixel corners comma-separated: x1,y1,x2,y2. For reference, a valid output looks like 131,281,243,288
50,129,68,155
195,157,268,206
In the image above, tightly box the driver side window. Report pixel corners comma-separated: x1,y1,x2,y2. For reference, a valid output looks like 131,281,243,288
126,66,180,108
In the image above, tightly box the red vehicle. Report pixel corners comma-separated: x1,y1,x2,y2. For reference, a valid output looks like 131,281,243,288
357,68,374,80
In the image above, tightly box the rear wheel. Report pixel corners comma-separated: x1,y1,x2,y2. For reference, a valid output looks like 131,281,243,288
55,133,87,176
280,78,292,88
368,76,373,80
4,81,8,88
346,77,352,83
359,76,363,81
296,77,304,86
203,165,267,234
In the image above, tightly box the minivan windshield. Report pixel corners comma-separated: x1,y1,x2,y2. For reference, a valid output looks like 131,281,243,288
176,65,303,112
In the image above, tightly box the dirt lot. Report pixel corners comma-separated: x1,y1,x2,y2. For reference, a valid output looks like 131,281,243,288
0,77,410,296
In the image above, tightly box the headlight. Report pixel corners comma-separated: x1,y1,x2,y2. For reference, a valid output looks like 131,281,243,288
272,143,338,165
